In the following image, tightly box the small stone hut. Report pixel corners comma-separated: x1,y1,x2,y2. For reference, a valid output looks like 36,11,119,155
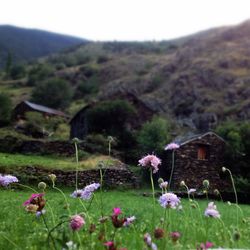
160,132,228,191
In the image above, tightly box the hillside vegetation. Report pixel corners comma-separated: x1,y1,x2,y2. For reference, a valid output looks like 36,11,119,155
1,21,250,130
0,25,87,67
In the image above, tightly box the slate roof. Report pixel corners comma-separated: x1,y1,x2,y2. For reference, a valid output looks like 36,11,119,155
23,101,67,117
173,131,225,146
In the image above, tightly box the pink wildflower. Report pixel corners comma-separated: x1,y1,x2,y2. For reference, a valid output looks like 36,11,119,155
170,231,181,243
205,202,220,218
198,241,214,250
70,215,85,231
104,241,117,250
113,207,122,216
159,181,168,189
23,193,44,206
138,155,161,173
165,143,179,151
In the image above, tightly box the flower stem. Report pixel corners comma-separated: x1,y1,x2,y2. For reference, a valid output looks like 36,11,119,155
74,141,79,191
225,168,239,228
169,150,175,190
150,169,155,227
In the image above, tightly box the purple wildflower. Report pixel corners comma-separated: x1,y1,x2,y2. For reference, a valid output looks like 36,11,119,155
188,188,196,195
70,183,100,200
144,233,158,250
205,202,220,218
138,155,161,173
198,241,214,250
159,193,181,209
164,143,179,151
123,216,136,227
70,215,85,231
159,181,168,189
0,174,18,187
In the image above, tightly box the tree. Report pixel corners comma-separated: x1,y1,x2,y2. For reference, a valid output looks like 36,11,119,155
137,116,171,154
10,64,26,80
31,78,73,109
0,93,12,126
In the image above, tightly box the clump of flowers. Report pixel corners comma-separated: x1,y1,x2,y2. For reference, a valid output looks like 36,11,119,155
164,142,180,151
23,193,46,212
204,202,220,218
70,215,85,231
0,174,18,187
159,192,181,209
138,154,161,173
170,231,181,243
71,183,100,200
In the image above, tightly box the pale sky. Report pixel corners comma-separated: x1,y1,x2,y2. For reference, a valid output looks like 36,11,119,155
1,0,250,41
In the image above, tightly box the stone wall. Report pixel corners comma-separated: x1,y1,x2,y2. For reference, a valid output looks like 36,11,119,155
0,136,108,156
3,166,139,188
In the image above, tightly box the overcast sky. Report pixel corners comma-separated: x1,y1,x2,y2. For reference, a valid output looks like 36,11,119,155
1,0,250,41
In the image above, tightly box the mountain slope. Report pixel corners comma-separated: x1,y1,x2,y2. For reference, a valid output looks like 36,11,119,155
2,21,250,132
0,25,87,67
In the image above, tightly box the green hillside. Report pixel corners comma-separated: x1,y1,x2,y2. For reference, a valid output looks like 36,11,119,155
0,25,87,67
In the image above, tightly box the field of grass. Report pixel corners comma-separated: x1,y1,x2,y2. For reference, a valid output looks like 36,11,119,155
0,152,118,171
0,187,250,250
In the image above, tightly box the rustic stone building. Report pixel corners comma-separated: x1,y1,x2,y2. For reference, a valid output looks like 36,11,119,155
160,132,228,191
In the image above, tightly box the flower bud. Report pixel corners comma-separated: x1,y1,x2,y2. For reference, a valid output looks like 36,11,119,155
158,178,164,184
48,174,56,182
154,228,165,239
180,181,186,187
203,180,210,189
214,189,220,196
38,182,47,190
222,167,227,172
72,137,80,144
233,231,240,241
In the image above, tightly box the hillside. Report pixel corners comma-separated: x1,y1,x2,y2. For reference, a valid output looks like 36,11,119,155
1,20,250,131
0,25,87,67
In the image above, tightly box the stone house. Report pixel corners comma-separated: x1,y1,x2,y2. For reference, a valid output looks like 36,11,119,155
160,132,228,191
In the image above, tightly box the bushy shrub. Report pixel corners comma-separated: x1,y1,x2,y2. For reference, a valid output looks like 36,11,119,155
10,64,26,80
27,64,54,86
31,78,73,109
74,76,99,99
137,116,171,154
86,100,136,137
216,121,250,178
24,112,65,138
0,93,12,126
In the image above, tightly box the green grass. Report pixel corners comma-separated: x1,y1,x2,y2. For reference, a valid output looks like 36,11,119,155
0,187,249,250
0,152,118,171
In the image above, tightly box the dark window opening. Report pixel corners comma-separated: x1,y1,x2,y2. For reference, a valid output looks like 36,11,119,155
197,145,209,160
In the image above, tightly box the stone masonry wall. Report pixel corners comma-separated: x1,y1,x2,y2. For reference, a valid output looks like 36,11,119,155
4,166,139,188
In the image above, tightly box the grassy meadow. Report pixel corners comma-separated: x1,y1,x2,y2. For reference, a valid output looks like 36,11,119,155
0,187,250,250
